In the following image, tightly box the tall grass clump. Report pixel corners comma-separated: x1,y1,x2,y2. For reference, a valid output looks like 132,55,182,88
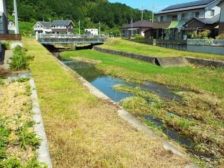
9,46,34,71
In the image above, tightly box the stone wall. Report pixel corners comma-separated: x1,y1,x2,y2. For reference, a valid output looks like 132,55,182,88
93,46,224,69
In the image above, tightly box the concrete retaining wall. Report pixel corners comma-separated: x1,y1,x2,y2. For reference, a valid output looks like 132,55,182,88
93,46,157,64
186,57,224,69
94,46,224,69
187,45,224,55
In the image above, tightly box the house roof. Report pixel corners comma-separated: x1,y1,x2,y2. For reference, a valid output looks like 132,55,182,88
37,21,52,28
152,21,171,29
120,20,153,29
184,14,220,26
217,0,224,6
156,0,218,14
52,20,74,26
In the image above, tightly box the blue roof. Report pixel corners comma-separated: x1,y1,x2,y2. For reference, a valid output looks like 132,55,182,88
162,0,214,11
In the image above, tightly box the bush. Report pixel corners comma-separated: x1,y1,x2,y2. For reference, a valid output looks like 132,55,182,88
2,41,11,50
9,46,34,71
216,31,224,39
134,35,143,39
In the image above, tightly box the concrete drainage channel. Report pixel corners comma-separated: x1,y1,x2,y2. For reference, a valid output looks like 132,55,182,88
4,72,52,168
56,57,199,168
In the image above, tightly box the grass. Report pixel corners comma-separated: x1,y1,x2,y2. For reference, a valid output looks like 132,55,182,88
22,37,190,167
62,49,224,98
101,38,224,61
61,43,224,167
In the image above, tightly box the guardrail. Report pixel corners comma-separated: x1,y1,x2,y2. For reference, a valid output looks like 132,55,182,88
187,39,224,46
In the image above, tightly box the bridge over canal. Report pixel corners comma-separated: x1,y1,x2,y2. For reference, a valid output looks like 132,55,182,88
36,34,108,45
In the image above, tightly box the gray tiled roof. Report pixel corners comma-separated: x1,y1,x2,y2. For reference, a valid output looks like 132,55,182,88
52,20,74,26
38,21,51,28
192,14,220,24
120,20,153,29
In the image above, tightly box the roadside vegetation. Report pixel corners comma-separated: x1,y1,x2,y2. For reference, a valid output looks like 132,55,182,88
0,77,46,167
61,43,224,167
22,37,192,167
101,38,224,61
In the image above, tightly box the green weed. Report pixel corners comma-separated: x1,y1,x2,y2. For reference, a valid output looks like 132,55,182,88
0,78,4,85
9,46,34,71
17,77,30,83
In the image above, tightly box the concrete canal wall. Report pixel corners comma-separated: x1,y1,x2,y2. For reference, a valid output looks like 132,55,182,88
93,46,224,69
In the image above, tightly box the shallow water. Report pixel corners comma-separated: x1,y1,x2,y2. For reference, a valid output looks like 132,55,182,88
64,60,178,102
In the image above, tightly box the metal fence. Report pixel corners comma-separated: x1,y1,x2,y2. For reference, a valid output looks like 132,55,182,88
0,34,22,41
187,39,224,46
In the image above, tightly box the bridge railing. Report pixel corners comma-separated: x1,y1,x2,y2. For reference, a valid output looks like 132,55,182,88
37,34,108,44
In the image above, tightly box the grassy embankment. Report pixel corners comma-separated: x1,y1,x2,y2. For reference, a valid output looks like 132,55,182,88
101,38,224,61
22,37,190,168
61,39,224,167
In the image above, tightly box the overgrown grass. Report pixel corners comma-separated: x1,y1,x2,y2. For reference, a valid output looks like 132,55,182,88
114,84,224,166
101,38,224,61
23,37,190,167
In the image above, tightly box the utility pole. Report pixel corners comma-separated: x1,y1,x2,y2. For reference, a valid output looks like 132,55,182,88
98,21,100,35
14,0,19,34
78,20,80,35
141,6,144,20
131,18,133,36
152,3,154,23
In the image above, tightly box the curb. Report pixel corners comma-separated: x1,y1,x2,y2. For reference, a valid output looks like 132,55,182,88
30,78,52,168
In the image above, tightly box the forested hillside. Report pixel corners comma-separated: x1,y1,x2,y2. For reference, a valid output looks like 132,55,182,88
6,0,153,35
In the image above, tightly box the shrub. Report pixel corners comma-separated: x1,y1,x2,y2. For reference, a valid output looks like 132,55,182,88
216,31,224,39
2,41,11,50
9,46,34,71
134,35,143,39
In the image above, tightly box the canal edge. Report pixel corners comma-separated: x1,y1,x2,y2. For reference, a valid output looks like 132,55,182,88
30,77,53,168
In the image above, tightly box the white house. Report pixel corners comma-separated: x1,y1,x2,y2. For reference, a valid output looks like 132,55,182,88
33,21,52,34
84,28,98,35
0,0,8,34
153,0,221,39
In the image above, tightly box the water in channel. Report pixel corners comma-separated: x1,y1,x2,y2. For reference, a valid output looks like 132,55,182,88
63,59,194,147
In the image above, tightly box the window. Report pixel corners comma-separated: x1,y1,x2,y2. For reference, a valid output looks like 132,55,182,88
195,12,199,18
209,10,214,16
181,14,185,20
160,16,164,22
172,15,177,20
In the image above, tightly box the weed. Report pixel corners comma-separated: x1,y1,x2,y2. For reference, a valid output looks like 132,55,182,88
9,46,34,71
0,78,4,85
0,157,21,167
17,77,30,83
17,123,40,150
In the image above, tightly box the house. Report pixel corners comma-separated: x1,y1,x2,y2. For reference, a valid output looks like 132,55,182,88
51,20,74,34
218,0,224,34
8,20,16,34
154,0,221,39
85,28,98,35
33,21,52,34
120,20,153,38
0,0,8,34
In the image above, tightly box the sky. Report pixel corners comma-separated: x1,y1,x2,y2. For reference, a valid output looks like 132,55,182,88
108,0,195,12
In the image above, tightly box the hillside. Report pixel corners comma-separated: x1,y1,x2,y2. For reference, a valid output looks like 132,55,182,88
6,0,153,35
